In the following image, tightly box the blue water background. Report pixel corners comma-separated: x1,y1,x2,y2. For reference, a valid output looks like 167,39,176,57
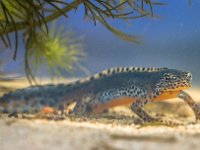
2,0,200,85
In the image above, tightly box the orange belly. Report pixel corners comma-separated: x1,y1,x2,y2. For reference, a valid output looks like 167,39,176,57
92,96,136,114
153,91,181,101
92,90,181,114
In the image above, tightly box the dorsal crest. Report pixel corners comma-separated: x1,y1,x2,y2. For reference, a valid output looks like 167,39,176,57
76,67,168,84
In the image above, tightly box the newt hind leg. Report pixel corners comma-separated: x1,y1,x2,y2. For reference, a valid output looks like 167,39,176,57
71,95,98,116
71,102,92,115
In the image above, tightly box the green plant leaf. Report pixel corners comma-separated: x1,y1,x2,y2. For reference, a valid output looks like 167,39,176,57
24,22,85,84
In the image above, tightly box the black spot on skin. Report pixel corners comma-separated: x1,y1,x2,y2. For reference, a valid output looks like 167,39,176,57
108,90,113,95
104,92,108,96
156,91,160,95
122,92,127,95
142,68,145,71
131,86,134,89
116,67,120,72
137,91,140,95
99,73,103,77
107,69,111,74
106,98,110,101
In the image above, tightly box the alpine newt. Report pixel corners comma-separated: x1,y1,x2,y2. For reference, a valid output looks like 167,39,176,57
0,67,199,123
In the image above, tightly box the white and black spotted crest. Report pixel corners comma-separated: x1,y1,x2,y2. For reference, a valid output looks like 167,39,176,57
75,67,168,85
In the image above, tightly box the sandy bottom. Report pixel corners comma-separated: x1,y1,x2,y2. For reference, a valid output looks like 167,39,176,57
0,78,200,150
1,118,200,150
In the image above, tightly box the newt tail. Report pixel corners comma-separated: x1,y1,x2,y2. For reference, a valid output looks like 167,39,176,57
0,67,199,123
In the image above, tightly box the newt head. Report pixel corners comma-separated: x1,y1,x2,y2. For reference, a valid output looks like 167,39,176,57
153,69,192,100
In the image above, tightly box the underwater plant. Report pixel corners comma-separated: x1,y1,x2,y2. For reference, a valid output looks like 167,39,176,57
0,0,175,83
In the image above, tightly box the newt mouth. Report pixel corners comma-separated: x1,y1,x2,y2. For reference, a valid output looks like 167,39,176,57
162,82,192,93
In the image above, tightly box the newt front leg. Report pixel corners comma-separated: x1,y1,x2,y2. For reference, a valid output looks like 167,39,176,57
131,99,182,126
178,91,200,121
131,99,160,122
